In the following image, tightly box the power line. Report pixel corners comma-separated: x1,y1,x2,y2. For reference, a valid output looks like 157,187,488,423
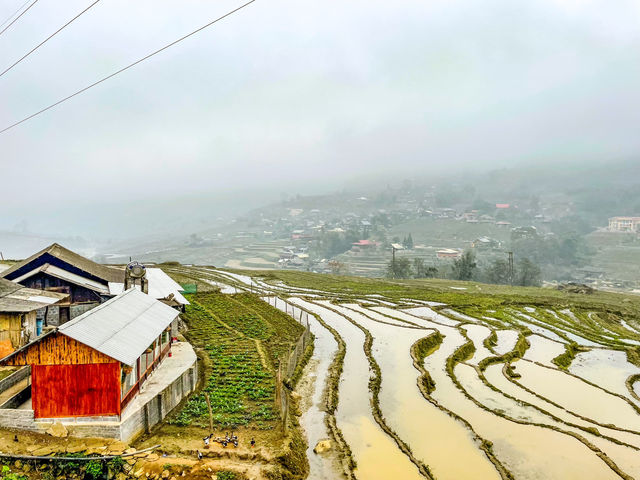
0,0,102,79
0,0,32,29
0,0,38,37
0,0,256,135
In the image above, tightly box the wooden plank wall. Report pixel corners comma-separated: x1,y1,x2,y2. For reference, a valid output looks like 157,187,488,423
3,333,114,366
32,363,121,417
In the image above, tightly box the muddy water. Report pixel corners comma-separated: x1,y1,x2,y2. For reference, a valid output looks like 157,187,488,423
515,360,640,431
494,330,518,355
302,300,424,480
400,307,460,326
569,349,640,404
421,330,620,478
461,324,493,364
484,363,640,448
373,306,460,328
458,364,640,479
278,298,342,480
343,304,415,327
523,335,566,366
329,304,500,480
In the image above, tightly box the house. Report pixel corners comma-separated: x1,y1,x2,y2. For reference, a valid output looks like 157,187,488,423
0,288,179,419
0,243,125,322
608,217,640,232
1,244,189,321
436,248,462,259
472,237,501,250
351,240,380,253
496,203,510,209
0,278,68,357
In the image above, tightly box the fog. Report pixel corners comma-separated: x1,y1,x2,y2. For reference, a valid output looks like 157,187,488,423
1,0,639,243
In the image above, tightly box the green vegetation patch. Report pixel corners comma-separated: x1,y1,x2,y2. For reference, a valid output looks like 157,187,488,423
551,343,589,370
169,292,304,428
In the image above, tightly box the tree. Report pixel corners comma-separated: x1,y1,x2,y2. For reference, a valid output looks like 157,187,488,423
516,258,542,286
405,233,414,250
485,259,511,285
386,257,413,279
452,250,477,281
413,258,438,278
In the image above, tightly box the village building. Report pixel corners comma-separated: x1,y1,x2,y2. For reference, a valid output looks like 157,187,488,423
1,244,188,323
0,288,196,441
436,248,462,259
0,278,68,357
351,240,380,253
608,216,640,232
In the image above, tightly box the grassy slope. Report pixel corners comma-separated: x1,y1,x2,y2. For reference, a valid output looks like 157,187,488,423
169,291,304,429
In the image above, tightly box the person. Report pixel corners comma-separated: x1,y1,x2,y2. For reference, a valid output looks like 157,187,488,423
232,438,238,448
250,438,255,448
203,435,210,448
222,439,228,448
197,450,203,461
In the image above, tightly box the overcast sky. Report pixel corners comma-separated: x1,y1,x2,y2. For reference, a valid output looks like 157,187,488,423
1,0,639,238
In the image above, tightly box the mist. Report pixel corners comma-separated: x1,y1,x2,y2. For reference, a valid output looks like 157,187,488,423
1,0,639,247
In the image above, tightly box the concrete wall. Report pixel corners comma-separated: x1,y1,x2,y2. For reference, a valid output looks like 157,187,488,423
120,362,197,442
0,366,30,393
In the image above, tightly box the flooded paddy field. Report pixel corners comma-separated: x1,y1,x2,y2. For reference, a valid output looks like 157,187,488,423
168,267,640,479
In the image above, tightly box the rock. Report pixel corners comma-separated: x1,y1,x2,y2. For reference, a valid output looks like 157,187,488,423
146,453,159,462
46,422,68,438
66,445,86,454
126,458,137,466
313,439,332,454
125,447,137,454
134,468,145,478
162,470,170,479
32,446,53,456
14,460,22,469
116,473,127,480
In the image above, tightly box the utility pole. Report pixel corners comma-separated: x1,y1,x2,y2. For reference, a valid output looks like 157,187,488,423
508,251,514,286
391,245,398,278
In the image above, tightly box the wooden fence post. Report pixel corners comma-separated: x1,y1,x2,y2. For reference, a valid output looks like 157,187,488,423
204,392,213,433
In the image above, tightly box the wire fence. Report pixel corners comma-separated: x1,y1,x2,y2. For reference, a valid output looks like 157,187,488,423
263,296,312,432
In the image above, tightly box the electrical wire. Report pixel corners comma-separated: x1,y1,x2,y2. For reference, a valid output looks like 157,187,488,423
0,0,32,29
0,0,38,37
0,0,102,78
0,0,256,135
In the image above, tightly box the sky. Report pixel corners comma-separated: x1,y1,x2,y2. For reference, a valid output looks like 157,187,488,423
0,0,639,239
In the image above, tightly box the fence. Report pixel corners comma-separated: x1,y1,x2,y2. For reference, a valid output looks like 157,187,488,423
263,296,312,432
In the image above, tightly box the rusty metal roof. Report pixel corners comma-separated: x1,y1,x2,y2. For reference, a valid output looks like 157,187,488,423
0,243,124,284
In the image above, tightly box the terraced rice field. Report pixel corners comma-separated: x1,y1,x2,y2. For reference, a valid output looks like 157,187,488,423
165,266,640,479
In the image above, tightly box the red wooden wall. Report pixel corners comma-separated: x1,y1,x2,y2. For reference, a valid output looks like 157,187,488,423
32,363,121,418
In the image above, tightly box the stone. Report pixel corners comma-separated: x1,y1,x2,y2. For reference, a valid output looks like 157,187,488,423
134,468,145,478
46,422,68,438
313,439,332,454
32,446,53,456
146,453,159,462
14,460,22,469
116,473,128,480
66,445,86,454
162,470,170,479
125,448,137,454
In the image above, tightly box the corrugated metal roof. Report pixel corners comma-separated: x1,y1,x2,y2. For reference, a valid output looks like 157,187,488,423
0,278,68,313
107,268,189,305
59,288,178,366
13,263,110,294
